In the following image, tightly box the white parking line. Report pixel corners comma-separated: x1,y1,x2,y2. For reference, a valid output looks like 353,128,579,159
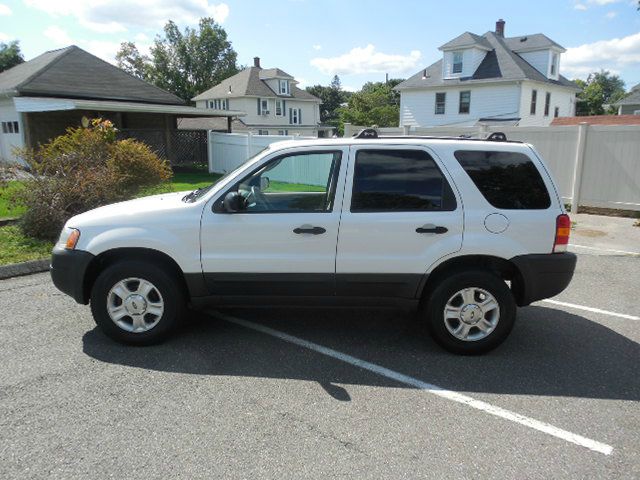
214,311,614,456
542,299,640,321
569,243,640,256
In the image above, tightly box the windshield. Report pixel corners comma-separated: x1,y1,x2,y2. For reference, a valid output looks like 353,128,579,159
182,146,270,202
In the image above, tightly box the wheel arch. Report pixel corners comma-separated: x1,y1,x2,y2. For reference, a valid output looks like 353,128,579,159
419,254,527,306
82,247,190,304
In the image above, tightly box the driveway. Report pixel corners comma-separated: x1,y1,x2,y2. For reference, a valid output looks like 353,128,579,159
1,252,638,479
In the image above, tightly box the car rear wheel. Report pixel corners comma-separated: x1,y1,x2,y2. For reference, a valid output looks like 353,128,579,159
90,261,185,345
424,270,516,355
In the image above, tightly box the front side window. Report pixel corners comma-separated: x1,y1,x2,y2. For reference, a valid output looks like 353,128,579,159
454,150,551,209
279,80,289,95
550,53,558,76
230,151,342,213
530,89,537,115
452,51,463,74
459,91,470,114
261,99,269,114
351,149,456,212
289,108,302,125
258,130,269,135
275,99,283,116
435,92,446,115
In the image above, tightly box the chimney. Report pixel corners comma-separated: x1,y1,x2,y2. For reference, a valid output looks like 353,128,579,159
253,57,261,68
495,19,505,37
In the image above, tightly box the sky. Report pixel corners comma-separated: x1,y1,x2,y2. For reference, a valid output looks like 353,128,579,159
1,0,639,91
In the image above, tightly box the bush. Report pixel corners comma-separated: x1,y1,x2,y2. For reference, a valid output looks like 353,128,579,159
13,119,172,240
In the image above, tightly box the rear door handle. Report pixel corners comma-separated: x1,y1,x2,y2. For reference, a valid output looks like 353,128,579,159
293,225,326,235
416,225,448,234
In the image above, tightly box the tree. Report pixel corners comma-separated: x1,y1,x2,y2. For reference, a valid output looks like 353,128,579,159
574,70,626,115
116,18,239,102
305,75,350,129
338,79,404,128
0,41,24,73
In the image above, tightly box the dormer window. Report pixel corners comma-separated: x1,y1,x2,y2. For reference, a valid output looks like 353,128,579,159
279,79,290,95
452,51,463,74
550,53,558,76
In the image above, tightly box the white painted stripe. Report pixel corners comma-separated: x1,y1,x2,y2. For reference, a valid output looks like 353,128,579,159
569,243,640,256
214,312,614,456
542,299,640,321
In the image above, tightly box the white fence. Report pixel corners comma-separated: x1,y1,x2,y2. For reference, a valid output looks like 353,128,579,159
344,123,640,212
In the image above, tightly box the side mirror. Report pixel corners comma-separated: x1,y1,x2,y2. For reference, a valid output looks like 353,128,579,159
260,176,270,191
223,191,244,213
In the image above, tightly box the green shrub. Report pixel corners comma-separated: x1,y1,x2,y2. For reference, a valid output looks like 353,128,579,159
13,119,172,240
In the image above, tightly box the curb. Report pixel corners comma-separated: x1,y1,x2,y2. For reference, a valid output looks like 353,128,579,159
0,259,49,280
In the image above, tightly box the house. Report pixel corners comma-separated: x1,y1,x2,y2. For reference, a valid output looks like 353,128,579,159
395,20,581,128
0,45,244,164
613,83,640,115
192,57,330,137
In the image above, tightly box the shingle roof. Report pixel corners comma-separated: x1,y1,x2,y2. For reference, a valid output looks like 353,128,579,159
395,31,579,91
615,88,640,106
192,66,320,102
260,68,294,79
439,32,493,51
0,45,185,105
503,34,565,52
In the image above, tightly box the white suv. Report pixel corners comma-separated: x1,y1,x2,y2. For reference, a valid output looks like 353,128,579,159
51,131,576,354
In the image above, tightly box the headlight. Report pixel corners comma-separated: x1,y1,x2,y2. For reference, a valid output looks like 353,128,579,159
57,227,81,250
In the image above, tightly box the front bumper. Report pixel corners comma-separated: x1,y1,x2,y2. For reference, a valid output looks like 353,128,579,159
510,253,577,306
50,246,95,304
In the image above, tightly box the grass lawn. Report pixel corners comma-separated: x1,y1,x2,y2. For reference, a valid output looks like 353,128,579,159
0,181,27,219
0,225,54,266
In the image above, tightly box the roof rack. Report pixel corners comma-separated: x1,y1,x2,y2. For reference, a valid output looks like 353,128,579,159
352,128,520,143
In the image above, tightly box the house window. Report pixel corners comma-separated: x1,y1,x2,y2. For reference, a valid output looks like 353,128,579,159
459,91,470,114
13,121,18,133
2,121,18,134
289,108,302,125
260,99,269,114
211,99,228,110
435,92,446,115
275,99,284,116
544,92,551,116
550,53,558,76
452,51,463,74
258,130,269,135
277,130,288,136
554,107,560,118
279,80,289,95
530,90,537,115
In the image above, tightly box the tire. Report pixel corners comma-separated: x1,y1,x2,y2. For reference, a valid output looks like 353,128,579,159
90,260,186,345
423,270,516,355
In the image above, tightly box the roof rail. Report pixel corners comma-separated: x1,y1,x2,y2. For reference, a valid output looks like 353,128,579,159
351,128,520,143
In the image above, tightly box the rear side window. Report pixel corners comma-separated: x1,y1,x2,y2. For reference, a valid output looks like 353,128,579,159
454,150,550,209
351,149,456,212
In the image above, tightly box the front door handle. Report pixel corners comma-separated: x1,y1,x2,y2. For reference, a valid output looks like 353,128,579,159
293,225,326,235
416,225,448,234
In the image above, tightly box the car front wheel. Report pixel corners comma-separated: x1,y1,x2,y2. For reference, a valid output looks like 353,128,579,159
90,261,185,345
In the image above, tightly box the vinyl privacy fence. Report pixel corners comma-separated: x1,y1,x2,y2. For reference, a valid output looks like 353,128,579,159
344,123,640,212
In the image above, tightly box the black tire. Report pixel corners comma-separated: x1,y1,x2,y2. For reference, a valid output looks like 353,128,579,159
90,260,186,345
423,270,516,355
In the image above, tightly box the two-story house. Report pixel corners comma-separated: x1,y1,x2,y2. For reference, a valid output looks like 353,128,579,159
193,57,329,137
395,20,580,128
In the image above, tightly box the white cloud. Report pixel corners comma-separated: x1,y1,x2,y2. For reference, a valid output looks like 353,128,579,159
574,3,588,10
44,25,73,46
605,10,617,18
0,32,10,41
81,40,123,63
0,3,12,15
574,0,624,8
23,0,229,33
312,44,322,51
311,44,422,75
563,32,640,78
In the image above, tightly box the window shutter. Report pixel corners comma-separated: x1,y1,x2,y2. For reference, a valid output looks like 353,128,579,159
257,98,261,115
298,108,302,124
282,100,286,117
289,108,292,125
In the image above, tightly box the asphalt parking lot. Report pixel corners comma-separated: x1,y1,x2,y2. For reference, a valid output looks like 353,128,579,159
1,249,639,479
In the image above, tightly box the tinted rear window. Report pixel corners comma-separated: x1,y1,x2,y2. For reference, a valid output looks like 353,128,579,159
454,150,551,209
351,149,456,212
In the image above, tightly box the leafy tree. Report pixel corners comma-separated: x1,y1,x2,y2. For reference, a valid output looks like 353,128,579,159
305,75,350,129
338,79,404,129
116,18,239,102
0,41,24,73
574,70,626,115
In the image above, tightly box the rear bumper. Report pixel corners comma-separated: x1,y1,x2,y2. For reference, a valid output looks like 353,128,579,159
50,247,94,304
511,253,577,306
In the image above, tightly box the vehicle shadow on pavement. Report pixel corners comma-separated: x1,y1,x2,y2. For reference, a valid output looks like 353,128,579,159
82,305,640,402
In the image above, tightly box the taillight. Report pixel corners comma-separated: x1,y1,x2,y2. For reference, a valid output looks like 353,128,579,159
553,214,571,253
